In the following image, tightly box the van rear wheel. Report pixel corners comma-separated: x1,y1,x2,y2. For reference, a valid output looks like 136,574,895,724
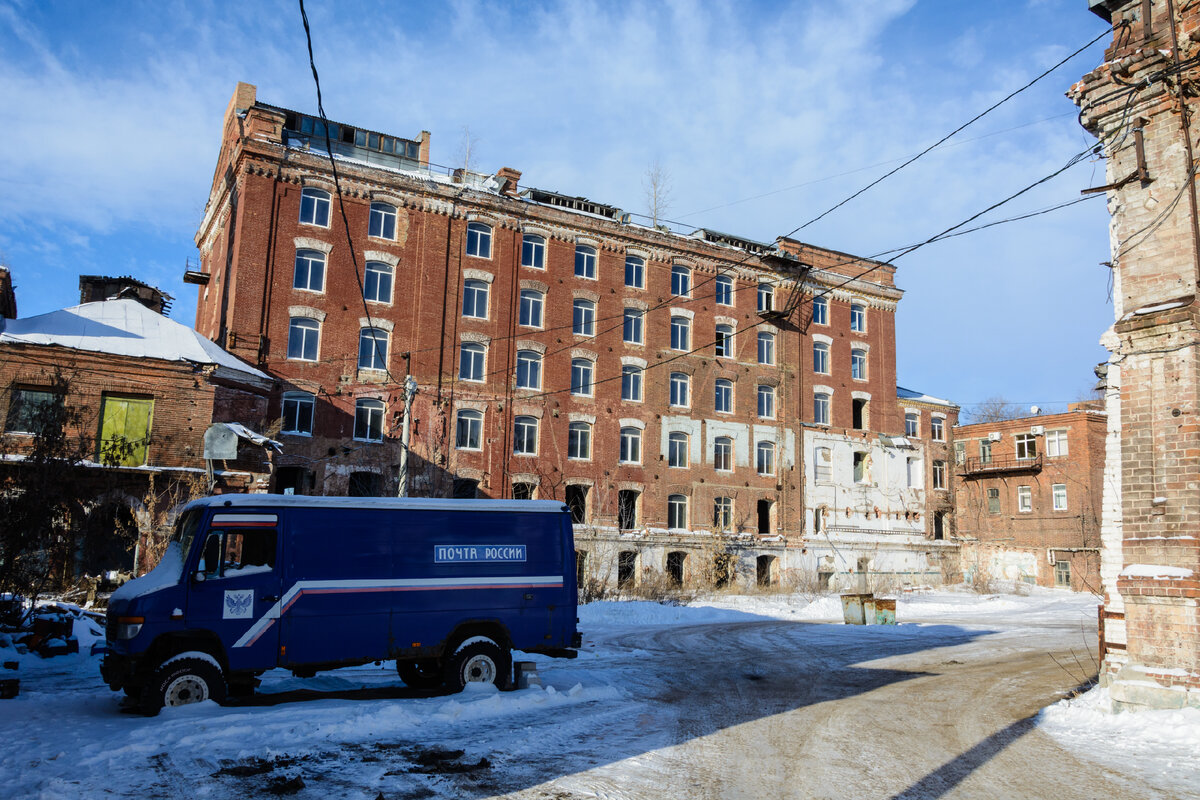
139,653,226,716
444,638,511,693
397,659,444,690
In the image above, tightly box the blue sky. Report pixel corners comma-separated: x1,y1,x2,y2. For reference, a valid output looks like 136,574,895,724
0,0,1113,419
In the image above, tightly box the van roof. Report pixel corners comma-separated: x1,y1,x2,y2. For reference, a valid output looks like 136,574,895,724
184,495,570,514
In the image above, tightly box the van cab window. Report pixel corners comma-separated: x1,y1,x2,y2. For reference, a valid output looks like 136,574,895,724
199,529,277,578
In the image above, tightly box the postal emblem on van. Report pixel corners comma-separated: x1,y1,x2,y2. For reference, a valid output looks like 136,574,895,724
223,589,254,619
434,544,527,563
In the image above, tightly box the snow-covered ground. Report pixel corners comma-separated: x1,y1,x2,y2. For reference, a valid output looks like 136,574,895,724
0,586,1195,799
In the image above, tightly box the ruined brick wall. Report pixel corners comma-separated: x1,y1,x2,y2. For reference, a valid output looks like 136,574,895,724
1071,0,1200,706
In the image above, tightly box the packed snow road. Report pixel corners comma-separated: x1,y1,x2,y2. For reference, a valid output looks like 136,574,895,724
1,589,1195,799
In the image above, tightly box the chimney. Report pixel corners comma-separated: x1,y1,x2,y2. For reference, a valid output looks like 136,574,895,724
496,167,522,198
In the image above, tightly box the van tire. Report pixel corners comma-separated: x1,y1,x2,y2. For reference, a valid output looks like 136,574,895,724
397,659,444,690
444,639,511,692
139,654,226,716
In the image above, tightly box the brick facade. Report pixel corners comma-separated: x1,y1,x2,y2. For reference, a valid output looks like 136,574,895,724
192,82,957,589
1071,0,1200,708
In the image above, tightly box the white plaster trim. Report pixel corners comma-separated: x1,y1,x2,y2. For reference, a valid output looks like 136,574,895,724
571,348,598,361
625,299,649,311
513,406,544,419
619,418,646,429
369,191,406,207
851,390,871,401
569,412,597,424
812,333,833,346
360,317,394,332
294,236,332,254
564,477,594,487
464,268,494,284
621,356,647,368
511,472,541,485
625,247,650,260
521,224,551,237
931,411,947,420
364,250,399,267
455,400,488,413
576,236,601,248
671,307,695,320
573,289,600,302
288,306,326,322
714,315,738,328
460,331,491,344
813,384,834,395
851,341,870,352
516,340,547,354
520,279,548,293
301,176,335,192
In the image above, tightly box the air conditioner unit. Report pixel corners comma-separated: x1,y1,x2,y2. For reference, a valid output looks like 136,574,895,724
988,432,1001,442
1031,425,1045,435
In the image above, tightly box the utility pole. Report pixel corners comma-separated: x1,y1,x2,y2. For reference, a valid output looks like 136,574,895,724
398,354,417,497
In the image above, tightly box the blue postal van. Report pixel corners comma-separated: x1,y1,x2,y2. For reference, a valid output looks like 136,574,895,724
101,495,580,714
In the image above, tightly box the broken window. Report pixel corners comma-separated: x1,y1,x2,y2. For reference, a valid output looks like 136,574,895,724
987,487,1000,514
756,555,776,586
452,478,478,499
617,551,637,588
666,551,686,586
618,490,639,530
512,482,536,500
757,499,772,534
566,485,588,524
348,472,383,497
853,452,868,484
852,397,868,430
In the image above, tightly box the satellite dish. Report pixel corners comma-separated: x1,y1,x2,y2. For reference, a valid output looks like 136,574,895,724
1030,405,1041,415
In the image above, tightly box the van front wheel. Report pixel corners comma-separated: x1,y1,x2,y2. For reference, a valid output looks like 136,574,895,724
140,653,226,716
444,639,511,692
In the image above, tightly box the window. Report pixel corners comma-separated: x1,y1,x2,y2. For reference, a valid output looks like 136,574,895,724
851,349,867,380
756,441,775,476
623,308,644,344
354,398,385,442
758,384,776,418
850,303,866,332
358,328,388,371
715,324,733,358
455,409,483,450
368,202,396,239
980,439,993,464
714,379,733,413
814,392,830,425
715,275,733,305
667,494,688,529
568,421,592,460
713,436,733,471
200,528,277,579
566,485,588,523
668,432,689,468
669,372,690,407
620,427,642,464
513,482,535,500
573,299,596,336
621,365,643,401
1053,483,1068,511
281,391,315,435
671,265,691,297
757,332,775,365
619,491,638,530
364,261,393,303
287,318,320,361
1055,560,1071,588
813,341,829,374
96,394,154,467
513,416,538,455
519,289,544,328
1046,429,1069,457
812,295,828,325
713,497,734,530
466,222,491,258
954,440,966,465
521,234,545,269
516,350,541,390
4,388,61,435
459,342,485,382
348,472,384,497
299,187,330,227
852,397,868,430
931,417,945,441
905,412,919,437
575,245,597,278
1015,433,1037,460
815,447,832,482
462,279,489,319
571,358,594,396
987,487,1001,514
757,283,773,312
293,250,325,292
670,316,690,350
624,255,644,288
1017,485,1032,512
853,452,868,484
933,460,946,490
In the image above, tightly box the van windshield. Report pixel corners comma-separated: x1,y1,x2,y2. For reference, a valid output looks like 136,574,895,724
174,509,204,561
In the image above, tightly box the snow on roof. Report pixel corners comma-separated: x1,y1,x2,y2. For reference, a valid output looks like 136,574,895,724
896,386,958,408
0,299,270,384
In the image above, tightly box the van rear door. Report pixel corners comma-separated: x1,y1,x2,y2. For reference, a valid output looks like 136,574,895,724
187,512,283,672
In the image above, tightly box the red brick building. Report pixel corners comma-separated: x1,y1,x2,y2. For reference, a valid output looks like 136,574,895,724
1071,0,1200,709
0,290,274,577
953,404,1106,592
191,82,957,589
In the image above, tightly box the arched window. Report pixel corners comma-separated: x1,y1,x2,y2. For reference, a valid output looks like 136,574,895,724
756,441,775,476
812,295,828,325
814,391,831,425
281,391,315,435
462,279,489,319
573,299,596,336
516,350,541,390
715,324,733,358
521,234,545,268
669,372,690,407
575,245,597,278
568,421,592,460
624,254,644,288
668,432,689,467
519,289,544,328
670,316,690,350
714,379,733,413
851,348,867,380
715,274,733,305
621,365,643,402
293,250,326,292
623,307,643,344
299,188,330,227
713,496,734,529
364,261,393,303
358,328,388,371
757,283,774,312
671,265,691,297
513,416,538,455
459,342,486,382
667,494,688,529
620,427,641,464
757,331,775,365
571,358,594,396
813,341,830,374
368,202,397,239
354,398,385,442
287,318,320,361
757,384,776,419
466,222,492,258
850,303,866,332
714,436,733,471
455,409,483,450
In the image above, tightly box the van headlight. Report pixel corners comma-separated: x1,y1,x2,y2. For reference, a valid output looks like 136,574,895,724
114,616,144,640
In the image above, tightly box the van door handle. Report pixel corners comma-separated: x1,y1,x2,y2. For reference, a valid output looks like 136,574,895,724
261,595,279,603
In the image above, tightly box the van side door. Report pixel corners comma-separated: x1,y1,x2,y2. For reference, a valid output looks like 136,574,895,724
186,513,283,672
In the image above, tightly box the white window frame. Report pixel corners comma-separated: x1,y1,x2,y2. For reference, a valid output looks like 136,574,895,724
281,391,315,436
814,392,830,425
715,274,733,305
713,436,733,472
287,317,320,362
368,202,397,240
568,421,592,461
364,261,393,304
299,188,331,227
573,299,596,336
756,441,775,476
669,372,690,408
811,295,828,325
516,350,542,390
621,365,643,402
455,409,484,451
575,245,597,279
933,460,946,490
757,331,775,365
513,416,538,455
293,249,326,292
1052,483,1068,511
671,265,691,297
904,412,919,437
668,432,689,468
931,416,945,442
670,316,690,351
623,307,644,344
571,358,594,397
1046,429,1069,457
714,379,733,413
521,234,546,269
1015,433,1037,460
459,342,486,382
714,496,734,529
715,324,733,358
624,255,645,289
354,398,385,442
667,494,688,529
758,384,776,419
850,303,866,332
619,427,642,464
358,327,389,372
1017,485,1032,513
757,283,774,313
462,279,489,319
813,341,830,374
466,222,492,259
519,290,544,328
851,348,867,380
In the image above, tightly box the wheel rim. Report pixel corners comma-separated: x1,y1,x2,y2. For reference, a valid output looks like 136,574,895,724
163,674,209,706
462,654,497,684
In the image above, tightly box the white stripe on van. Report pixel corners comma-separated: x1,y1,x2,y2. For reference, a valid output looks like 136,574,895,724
231,575,565,648
212,514,278,524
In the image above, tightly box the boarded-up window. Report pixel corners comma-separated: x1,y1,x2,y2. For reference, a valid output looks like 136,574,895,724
97,395,153,466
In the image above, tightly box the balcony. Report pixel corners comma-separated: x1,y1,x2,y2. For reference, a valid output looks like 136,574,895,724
960,454,1043,476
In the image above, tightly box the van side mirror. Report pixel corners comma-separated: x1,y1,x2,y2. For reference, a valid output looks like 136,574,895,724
193,570,206,583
